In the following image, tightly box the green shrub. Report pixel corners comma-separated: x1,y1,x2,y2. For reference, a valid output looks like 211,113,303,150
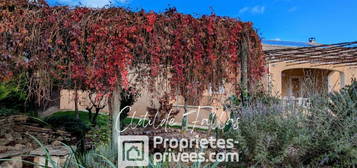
44,114,90,135
67,144,117,168
305,80,357,166
48,111,109,127
328,80,357,119
221,82,357,167
227,90,280,108
0,79,40,116
0,107,19,116
86,126,111,147
46,111,110,146
0,82,26,115
222,105,309,167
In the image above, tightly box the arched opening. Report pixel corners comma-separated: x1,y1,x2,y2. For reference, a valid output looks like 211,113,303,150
281,68,337,98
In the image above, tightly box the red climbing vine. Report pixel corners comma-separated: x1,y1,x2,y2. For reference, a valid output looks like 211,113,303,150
0,0,266,104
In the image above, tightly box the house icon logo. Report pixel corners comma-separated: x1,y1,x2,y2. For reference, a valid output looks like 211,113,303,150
124,141,144,161
118,136,149,168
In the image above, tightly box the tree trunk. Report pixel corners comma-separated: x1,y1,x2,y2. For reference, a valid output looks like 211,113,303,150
74,85,79,120
91,108,100,127
240,35,249,108
181,98,188,131
111,83,122,153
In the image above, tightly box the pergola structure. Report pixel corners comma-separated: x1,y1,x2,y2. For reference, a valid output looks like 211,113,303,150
263,41,357,99
265,41,357,67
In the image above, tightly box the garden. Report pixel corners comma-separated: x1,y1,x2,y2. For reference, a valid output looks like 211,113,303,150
0,0,356,168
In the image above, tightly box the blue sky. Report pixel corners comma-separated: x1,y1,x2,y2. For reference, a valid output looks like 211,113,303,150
46,0,357,44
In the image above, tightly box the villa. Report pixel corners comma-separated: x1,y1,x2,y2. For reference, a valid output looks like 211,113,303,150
264,39,356,98
59,39,357,125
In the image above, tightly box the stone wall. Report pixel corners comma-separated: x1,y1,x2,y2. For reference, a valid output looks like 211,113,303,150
0,115,75,168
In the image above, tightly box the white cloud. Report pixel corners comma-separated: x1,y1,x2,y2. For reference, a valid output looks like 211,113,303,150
251,6,265,14
239,6,265,15
80,0,112,8
239,7,250,14
272,38,281,41
56,0,77,4
55,0,128,8
117,0,130,3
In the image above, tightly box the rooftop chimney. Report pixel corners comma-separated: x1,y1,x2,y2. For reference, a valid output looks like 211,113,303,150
308,37,316,43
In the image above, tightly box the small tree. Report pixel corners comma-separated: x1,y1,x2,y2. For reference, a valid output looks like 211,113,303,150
85,91,107,127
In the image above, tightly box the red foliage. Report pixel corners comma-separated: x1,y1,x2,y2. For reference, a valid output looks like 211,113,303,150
0,1,266,103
